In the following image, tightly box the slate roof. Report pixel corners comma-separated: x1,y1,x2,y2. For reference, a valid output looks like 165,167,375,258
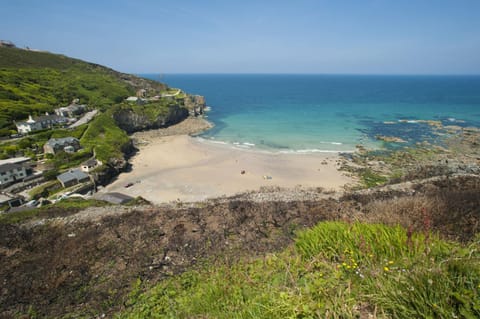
82,158,98,166
0,163,23,174
94,192,134,205
35,114,68,123
57,169,89,185
0,157,30,166
45,137,79,148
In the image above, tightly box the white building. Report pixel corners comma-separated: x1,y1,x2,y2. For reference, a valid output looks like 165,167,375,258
15,114,68,134
15,115,42,134
0,163,27,186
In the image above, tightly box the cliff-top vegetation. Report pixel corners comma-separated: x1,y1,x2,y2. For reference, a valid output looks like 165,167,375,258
118,221,480,319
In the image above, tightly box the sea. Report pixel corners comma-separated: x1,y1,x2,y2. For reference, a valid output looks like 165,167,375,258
142,74,480,153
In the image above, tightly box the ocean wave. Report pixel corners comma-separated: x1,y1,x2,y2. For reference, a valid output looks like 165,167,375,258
318,141,343,145
195,137,353,154
279,149,348,154
209,140,228,145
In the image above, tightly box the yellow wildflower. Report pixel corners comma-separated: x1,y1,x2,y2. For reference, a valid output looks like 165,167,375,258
384,266,389,272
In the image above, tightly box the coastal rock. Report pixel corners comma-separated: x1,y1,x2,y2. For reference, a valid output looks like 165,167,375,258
375,135,407,143
113,104,189,134
91,140,135,186
183,95,206,116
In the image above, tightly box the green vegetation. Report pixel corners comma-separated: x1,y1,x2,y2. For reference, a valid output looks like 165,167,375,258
80,112,131,162
47,149,92,170
0,46,165,136
118,222,480,318
115,100,172,122
0,124,89,162
0,47,135,134
28,180,61,199
360,168,388,188
0,46,180,167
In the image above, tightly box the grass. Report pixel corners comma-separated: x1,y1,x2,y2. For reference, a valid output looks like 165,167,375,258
80,111,131,162
117,222,480,318
28,180,62,199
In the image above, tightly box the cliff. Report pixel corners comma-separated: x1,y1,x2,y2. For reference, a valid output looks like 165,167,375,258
112,104,189,134
111,93,206,134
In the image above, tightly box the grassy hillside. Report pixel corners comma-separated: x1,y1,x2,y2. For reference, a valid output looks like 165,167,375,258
118,222,480,319
0,46,165,135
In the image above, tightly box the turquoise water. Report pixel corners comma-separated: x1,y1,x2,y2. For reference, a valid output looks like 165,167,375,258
143,74,480,152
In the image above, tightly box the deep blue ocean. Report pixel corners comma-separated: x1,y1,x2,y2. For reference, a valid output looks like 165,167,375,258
142,74,480,153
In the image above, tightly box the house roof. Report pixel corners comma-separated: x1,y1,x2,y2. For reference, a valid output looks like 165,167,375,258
82,158,98,166
16,114,68,127
45,137,79,148
0,163,23,174
35,114,67,122
94,192,134,205
57,169,89,184
0,157,30,166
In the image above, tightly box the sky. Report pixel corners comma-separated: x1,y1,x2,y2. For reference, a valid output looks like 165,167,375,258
1,0,480,74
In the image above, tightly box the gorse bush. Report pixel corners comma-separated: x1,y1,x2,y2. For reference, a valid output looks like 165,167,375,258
118,222,480,319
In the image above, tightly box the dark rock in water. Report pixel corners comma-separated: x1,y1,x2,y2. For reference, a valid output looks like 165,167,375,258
357,119,447,149
375,135,407,143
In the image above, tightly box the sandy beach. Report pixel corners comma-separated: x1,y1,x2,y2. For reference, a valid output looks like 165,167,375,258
102,122,353,203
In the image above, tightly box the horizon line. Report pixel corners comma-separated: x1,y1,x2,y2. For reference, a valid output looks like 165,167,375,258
135,72,480,77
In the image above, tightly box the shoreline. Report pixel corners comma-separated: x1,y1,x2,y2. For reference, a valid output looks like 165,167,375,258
101,117,354,203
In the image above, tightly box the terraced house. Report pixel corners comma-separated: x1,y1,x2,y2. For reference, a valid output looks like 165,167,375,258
15,114,68,134
0,163,27,187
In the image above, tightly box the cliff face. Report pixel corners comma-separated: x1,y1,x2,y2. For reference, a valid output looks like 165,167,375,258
112,93,207,134
183,95,206,116
112,104,189,134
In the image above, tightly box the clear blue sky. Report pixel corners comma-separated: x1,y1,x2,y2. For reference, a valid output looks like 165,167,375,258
1,0,480,74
